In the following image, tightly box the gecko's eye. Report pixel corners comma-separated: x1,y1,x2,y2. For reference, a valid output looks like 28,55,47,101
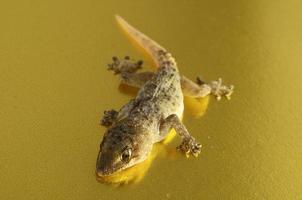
121,147,132,162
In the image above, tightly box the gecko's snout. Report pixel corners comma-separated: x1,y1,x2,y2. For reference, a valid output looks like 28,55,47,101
96,152,112,177
96,165,109,177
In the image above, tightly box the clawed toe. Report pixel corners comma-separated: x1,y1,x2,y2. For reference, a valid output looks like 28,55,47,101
107,56,143,74
209,78,234,100
177,138,202,157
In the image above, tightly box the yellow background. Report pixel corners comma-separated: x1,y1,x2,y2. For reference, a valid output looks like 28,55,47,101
1,0,301,199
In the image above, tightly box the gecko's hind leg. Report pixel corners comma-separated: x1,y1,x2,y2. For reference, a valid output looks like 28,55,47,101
196,77,234,100
181,76,212,98
101,109,118,127
107,57,234,100
159,114,201,157
181,75,234,100
120,71,154,88
107,56,143,74
107,56,154,88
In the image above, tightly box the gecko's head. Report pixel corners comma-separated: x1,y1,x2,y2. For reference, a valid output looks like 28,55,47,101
96,123,152,177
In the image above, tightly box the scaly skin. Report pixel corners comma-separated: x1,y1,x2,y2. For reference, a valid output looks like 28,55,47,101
96,15,233,177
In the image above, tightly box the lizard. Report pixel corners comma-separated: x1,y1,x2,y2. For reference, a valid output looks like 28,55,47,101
96,15,233,177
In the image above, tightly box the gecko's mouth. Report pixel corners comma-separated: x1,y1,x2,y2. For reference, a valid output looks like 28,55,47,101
96,164,124,177
95,152,124,177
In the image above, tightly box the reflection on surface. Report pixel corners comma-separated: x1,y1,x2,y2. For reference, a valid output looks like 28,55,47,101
96,84,209,185
184,96,210,118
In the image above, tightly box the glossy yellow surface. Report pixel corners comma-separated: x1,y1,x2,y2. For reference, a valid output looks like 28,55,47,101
1,0,302,199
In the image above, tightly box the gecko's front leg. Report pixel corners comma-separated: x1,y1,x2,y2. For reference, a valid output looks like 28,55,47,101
101,109,118,127
101,99,137,127
159,114,202,157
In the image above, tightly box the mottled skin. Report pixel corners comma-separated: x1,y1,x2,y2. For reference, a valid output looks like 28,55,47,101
96,15,233,176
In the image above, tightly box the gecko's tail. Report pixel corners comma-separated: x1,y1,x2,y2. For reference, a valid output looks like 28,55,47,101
115,15,177,70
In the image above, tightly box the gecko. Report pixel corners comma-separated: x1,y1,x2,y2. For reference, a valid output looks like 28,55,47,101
96,15,233,177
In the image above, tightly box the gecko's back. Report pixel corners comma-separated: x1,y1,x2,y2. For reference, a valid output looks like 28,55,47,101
135,65,184,120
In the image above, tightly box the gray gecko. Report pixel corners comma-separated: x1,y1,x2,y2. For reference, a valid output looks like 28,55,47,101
96,15,233,177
